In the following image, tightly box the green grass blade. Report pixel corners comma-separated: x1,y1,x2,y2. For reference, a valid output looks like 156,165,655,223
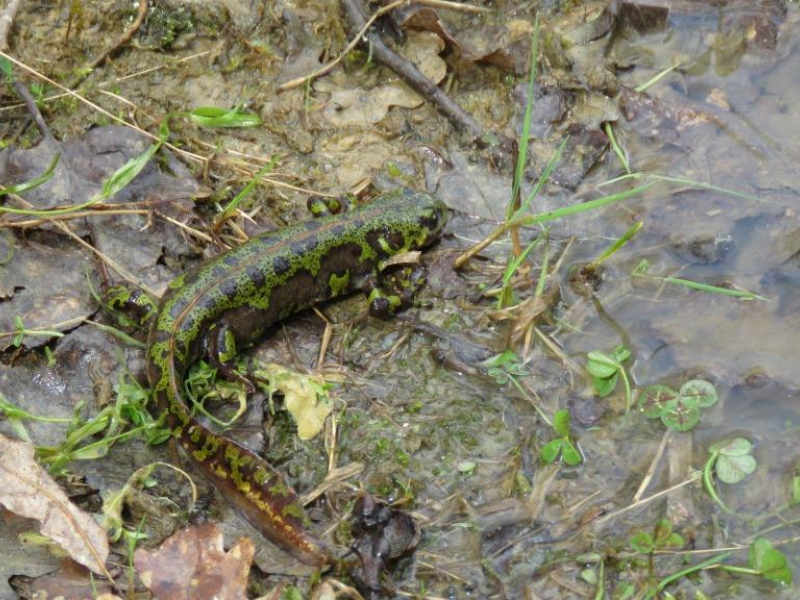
100,135,163,201
516,181,658,228
648,174,768,203
644,551,733,600
509,16,540,220
661,276,767,300
635,62,682,93
219,156,280,222
591,221,643,267
185,105,262,128
517,138,568,218
604,122,630,174
534,230,549,298
0,125,168,217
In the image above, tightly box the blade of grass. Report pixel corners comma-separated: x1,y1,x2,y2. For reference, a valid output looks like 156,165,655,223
510,16,540,220
184,105,262,128
217,156,280,223
86,321,146,349
600,171,767,204
643,551,733,600
0,122,169,217
661,276,766,301
604,122,630,174
517,138,569,218
517,182,658,228
635,62,682,93
455,181,658,268
497,235,542,309
648,174,769,203
534,230,549,298
589,221,643,268
99,122,168,200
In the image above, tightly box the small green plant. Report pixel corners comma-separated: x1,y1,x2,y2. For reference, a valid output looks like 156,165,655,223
485,349,528,385
10,316,65,347
702,437,757,514
184,360,247,428
540,409,582,465
30,82,46,108
0,391,74,443
484,350,552,428
629,519,685,555
623,519,686,597
217,156,280,225
587,345,632,410
721,538,792,585
638,379,718,432
458,461,477,477
485,353,580,465
35,373,169,474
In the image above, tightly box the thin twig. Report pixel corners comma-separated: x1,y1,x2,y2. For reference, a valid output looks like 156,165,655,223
633,429,671,502
418,0,490,12
11,79,53,143
590,473,701,532
1,208,148,228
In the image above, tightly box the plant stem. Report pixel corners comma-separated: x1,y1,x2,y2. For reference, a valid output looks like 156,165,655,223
703,452,733,514
643,551,733,600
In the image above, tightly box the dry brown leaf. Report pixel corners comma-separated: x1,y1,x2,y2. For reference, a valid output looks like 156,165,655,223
134,523,254,600
0,433,110,576
8,559,117,600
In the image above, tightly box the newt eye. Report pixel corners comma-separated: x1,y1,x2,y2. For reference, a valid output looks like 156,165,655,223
385,230,404,250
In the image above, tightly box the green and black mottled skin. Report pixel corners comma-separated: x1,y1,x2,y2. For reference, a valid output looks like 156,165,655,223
145,189,447,566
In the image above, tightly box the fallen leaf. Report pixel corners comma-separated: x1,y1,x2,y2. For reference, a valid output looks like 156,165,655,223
8,559,116,600
0,433,109,575
257,364,332,440
134,523,254,600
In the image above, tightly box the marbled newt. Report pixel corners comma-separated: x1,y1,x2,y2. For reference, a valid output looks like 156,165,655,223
141,189,446,566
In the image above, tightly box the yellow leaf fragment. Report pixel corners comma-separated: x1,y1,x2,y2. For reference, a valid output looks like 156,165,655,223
260,364,333,440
